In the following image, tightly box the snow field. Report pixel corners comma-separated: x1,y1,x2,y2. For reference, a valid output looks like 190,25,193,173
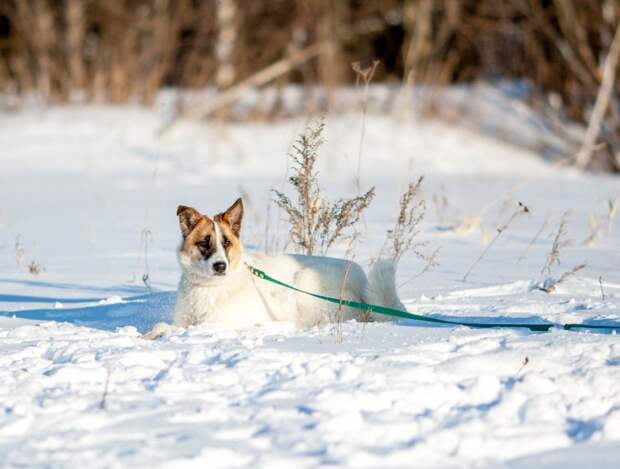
0,100,619,467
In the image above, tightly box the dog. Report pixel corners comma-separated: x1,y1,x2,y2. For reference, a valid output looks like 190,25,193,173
143,198,404,339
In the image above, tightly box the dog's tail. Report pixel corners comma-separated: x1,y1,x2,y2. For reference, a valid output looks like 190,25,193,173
364,259,405,320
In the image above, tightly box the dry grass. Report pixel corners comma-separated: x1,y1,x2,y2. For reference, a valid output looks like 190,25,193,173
540,212,571,279
380,176,441,288
133,228,153,293
538,263,587,294
536,211,587,293
351,60,379,190
398,246,440,289
273,118,375,256
581,195,619,246
432,190,449,226
583,211,601,246
14,234,45,275
332,242,359,343
518,213,550,262
387,176,430,266
462,202,529,282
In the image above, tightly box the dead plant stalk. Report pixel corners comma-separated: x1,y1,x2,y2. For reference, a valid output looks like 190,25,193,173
351,60,379,191
518,213,549,262
462,202,529,282
390,176,428,265
273,118,375,256
576,22,620,169
540,212,570,279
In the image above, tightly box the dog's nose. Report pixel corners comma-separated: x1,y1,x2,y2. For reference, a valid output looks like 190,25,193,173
213,262,227,274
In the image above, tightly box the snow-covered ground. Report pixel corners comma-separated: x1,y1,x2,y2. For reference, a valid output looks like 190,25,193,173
0,99,619,467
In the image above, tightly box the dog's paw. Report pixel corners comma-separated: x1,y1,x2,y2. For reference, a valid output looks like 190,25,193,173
142,322,174,340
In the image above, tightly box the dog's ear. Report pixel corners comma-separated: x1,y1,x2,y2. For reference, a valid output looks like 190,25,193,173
222,198,244,236
177,205,202,238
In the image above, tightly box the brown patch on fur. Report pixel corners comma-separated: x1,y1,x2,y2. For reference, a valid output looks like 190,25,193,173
177,199,244,268
219,198,244,237
177,205,203,239
177,206,217,260
214,198,244,268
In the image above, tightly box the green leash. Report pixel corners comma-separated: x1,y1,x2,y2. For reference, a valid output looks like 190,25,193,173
246,264,620,333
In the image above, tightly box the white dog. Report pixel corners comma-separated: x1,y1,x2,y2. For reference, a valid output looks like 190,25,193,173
144,198,404,339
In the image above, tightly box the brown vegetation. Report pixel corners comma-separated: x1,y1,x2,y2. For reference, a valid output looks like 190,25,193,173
1,1,620,169
273,118,375,256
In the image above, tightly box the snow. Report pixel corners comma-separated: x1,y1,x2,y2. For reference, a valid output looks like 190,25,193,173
1,97,620,467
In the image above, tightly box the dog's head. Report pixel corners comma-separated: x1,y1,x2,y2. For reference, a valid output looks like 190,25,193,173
176,198,244,282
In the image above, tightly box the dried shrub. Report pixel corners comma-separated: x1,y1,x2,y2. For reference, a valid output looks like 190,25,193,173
388,176,428,265
536,212,587,293
540,212,571,278
273,118,375,255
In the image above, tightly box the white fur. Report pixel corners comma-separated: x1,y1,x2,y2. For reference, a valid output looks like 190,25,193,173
210,222,228,271
145,249,404,338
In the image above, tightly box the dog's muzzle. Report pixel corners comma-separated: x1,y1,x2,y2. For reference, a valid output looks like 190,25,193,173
213,262,227,275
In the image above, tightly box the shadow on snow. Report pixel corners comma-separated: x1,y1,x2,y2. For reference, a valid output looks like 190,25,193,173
1,281,619,335
0,291,175,334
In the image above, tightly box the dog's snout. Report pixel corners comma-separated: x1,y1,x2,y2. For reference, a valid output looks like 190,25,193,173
213,262,227,274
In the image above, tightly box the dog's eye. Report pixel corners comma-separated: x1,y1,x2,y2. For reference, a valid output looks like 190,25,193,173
196,236,210,249
222,237,231,248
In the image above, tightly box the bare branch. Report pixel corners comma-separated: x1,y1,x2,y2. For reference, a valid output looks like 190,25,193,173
576,22,620,169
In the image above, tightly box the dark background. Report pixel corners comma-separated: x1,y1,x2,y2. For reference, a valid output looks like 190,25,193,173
1,0,619,170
